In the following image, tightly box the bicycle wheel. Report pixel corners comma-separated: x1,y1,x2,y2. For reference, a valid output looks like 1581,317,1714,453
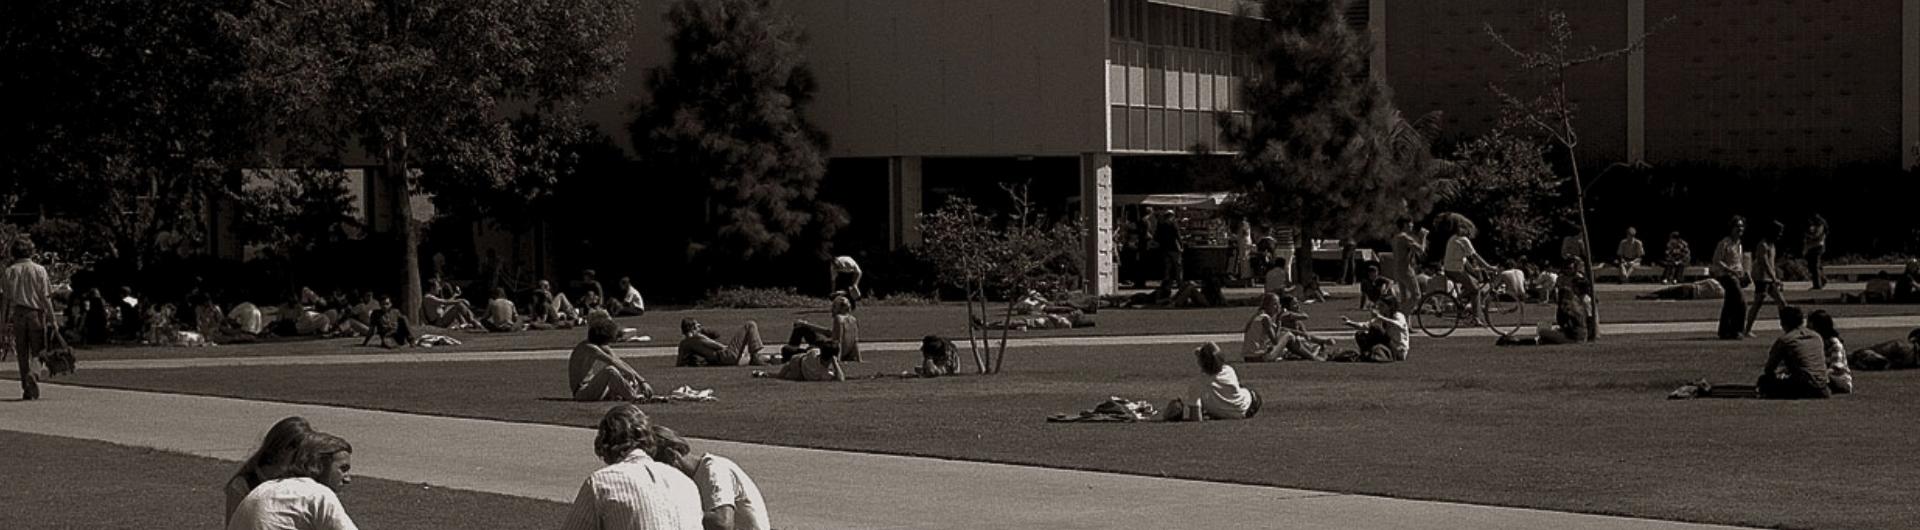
1414,291,1463,338
1481,282,1527,338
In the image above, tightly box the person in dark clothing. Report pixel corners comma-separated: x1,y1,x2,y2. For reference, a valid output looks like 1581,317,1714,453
1711,217,1749,340
1757,306,1831,399
1154,209,1185,299
1804,214,1828,290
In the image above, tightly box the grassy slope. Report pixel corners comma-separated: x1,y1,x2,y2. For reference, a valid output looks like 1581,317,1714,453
57,328,1920,530
0,430,568,529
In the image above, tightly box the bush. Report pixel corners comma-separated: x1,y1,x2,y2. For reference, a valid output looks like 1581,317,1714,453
695,287,828,309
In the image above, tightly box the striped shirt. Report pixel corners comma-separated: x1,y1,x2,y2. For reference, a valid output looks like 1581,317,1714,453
563,450,704,530
1,259,52,312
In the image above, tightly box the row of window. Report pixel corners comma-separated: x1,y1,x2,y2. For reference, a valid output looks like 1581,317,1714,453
1108,63,1242,112
1109,0,1235,52
1110,105,1248,153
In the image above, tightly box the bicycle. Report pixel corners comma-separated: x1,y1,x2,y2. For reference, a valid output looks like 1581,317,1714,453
1411,268,1527,338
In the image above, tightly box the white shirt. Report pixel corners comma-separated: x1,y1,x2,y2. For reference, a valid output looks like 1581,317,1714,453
1191,365,1254,419
229,303,264,334
831,256,860,273
623,286,646,310
226,477,357,530
1442,236,1477,272
563,450,704,530
1377,311,1411,360
693,454,770,530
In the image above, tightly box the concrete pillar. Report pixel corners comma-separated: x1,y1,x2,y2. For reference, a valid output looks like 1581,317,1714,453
888,156,924,250
1904,0,1919,169
1080,153,1116,296
1369,0,1387,81
1627,0,1647,162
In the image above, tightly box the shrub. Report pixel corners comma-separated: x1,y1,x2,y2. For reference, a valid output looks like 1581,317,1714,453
695,287,828,309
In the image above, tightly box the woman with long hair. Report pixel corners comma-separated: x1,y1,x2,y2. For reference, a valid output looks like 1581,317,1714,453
225,417,313,524
227,430,357,530
1807,310,1851,394
1165,342,1260,421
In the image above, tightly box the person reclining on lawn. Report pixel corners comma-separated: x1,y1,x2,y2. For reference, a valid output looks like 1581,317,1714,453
677,318,766,367
753,342,846,382
271,301,333,337
1637,278,1727,300
1332,293,1411,363
1848,328,1920,371
569,318,653,401
1755,306,1831,399
1242,293,1326,362
976,309,1096,331
1165,342,1260,421
781,296,860,362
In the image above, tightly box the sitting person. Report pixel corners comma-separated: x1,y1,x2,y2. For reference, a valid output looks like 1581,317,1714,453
677,318,766,367
1525,263,1560,303
329,291,378,337
753,342,846,382
1165,342,1259,421
647,425,773,530
1492,263,1527,302
1898,260,1920,303
1756,306,1831,399
1636,278,1727,300
1276,295,1335,354
1263,256,1293,295
1848,328,1920,371
227,301,265,337
911,335,962,377
562,405,704,530
1421,264,1455,297
481,288,524,332
781,296,860,362
1807,310,1851,394
568,318,654,401
1498,287,1590,346
1357,265,1399,311
1841,272,1898,304
224,417,313,525
536,280,584,325
1662,231,1691,285
612,276,647,317
1242,294,1324,362
423,279,482,330
228,430,359,530
1333,293,1410,363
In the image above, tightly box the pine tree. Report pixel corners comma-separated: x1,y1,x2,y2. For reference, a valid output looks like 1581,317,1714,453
1223,0,1431,257
632,0,847,269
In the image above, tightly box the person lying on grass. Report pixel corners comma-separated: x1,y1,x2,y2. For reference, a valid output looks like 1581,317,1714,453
752,345,846,382
677,318,767,367
1636,278,1726,300
225,417,312,525
563,405,704,530
1848,328,1920,371
908,335,961,377
1332,293,1410,363
1165,342,1260,421
650,425,773,530
570,318,654,401
227,430,356,530
783,295,860,362
1756,306,1832,400
1243,294,1327,362
974,309,1096,331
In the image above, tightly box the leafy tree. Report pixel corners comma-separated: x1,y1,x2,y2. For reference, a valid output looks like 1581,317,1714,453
1484,9,1670,337
1435,131,1570,260
917,185,1083,375
221,0,639,321
233,170,363,263
1223,0,1432,266
0,0,259,266
632,0,847,269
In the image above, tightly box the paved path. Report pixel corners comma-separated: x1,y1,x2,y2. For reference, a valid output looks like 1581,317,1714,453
0,384,1751,529
12,314,1915,372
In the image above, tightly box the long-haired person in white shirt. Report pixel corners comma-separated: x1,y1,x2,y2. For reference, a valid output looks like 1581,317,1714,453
1165,342,1260,421
649,426,771,530
564,405,704,530
225,417,314,524
228,431,356,530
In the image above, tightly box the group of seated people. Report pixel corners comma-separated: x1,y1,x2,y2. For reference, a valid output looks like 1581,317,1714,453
1240,291,1410,364
224,407,773,530
1839,260,1920,304
568,295,865,402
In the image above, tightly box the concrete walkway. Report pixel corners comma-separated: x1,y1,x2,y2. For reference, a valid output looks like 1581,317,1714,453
11,314,1915,372
0,384,1751,529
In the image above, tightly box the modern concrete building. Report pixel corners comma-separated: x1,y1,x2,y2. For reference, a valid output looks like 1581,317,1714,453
584,0,1920,295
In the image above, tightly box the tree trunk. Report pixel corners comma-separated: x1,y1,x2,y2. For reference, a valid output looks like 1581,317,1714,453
385,140,423,325
1567,148,1600,341
966,285,989,374
994,297,1016,375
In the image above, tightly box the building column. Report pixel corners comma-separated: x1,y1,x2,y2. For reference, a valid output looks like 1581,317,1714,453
1369,0,1387,81
1904,0,1919,169
1626,0,1647,162
888,156,923,251
1080,153,1116,296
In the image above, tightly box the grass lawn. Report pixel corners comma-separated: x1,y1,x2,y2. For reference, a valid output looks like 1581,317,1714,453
0,430,568,529
68,291,1920,361
56,327,1920,529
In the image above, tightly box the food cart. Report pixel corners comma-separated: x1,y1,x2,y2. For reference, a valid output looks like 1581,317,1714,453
1114,193,1241,285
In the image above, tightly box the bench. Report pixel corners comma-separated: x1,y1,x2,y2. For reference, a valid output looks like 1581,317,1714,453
1824,264,1907,282
1592,264,1709,283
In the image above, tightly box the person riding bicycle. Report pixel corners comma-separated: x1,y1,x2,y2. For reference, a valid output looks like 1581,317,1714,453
1441,216,1497,320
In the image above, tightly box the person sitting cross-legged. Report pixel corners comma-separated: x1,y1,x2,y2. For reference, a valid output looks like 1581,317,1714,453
1164,342,1260,421
1331,293,1411,363
781,296,860,362
1497,286,1590,346
649,425,773,530
481,288,524,333
611,276,647,317
1244,294,1329,362
677,318,767,367
1756,306,1832,400
568,318,654,401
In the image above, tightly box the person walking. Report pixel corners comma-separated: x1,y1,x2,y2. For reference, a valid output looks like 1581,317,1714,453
1804,214,1828,290
1387,219,1427,303
1712,217,1750,340
2,239,54,400
1743,221,1789,336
